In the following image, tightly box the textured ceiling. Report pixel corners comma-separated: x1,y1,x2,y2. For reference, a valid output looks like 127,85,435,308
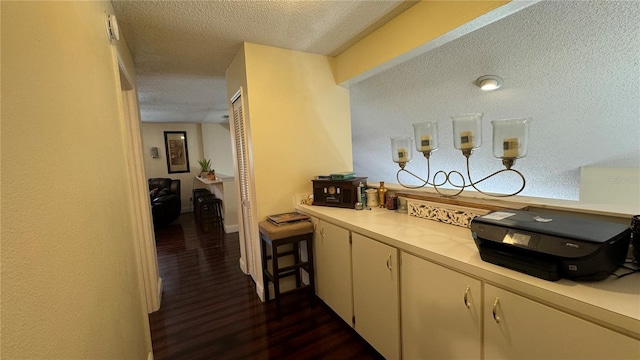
111,0,417,123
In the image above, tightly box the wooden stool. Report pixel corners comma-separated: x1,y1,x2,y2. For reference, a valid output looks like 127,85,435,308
192,188,211,215
259,220,315,318
193,189,212,224
197,195,223,232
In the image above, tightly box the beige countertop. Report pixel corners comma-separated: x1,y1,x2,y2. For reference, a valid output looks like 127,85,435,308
195,174,235,185
296,204,640,339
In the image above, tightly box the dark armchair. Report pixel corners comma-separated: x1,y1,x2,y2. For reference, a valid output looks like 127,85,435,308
148,178,181,226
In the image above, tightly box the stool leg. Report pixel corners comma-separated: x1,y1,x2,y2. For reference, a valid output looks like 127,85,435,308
216,202,223,223
272,243,281,319
293,242,301,288
260,236,270,304
306,236,316,307
200,206,207,232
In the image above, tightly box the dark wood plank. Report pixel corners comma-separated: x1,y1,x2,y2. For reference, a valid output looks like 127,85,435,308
150,212,384,360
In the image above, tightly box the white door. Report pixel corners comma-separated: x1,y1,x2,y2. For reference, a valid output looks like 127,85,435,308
401,252,482,360
484,283,640,360
316,220,353,325
352,233,400,360
230,89,258,280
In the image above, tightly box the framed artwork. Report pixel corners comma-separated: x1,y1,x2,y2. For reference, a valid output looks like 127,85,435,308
164,131,190,173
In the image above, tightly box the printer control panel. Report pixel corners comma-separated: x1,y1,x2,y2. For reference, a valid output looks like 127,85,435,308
503,230,540,249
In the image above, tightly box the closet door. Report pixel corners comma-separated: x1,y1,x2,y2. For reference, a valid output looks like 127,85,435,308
231,88,258,280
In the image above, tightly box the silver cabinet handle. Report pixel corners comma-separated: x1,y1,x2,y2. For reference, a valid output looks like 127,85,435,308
492,298,501,323
386,254,392,270
464,286,471,308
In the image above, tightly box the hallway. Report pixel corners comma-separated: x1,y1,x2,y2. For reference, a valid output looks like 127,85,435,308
149,212,383,359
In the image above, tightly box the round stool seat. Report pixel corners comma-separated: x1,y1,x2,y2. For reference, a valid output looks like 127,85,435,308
258,220,313,240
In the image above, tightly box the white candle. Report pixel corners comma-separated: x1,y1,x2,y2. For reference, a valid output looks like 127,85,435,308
503,137,520,158
460,131,474,149
397,147,409,162
420,135,432,151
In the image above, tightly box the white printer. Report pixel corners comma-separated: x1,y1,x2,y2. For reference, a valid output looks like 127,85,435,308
470,210,631,281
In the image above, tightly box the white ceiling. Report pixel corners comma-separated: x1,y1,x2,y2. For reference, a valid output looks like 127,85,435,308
111,0,417,123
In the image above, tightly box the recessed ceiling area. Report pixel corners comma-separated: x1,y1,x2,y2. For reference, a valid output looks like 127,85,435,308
111,0,418,123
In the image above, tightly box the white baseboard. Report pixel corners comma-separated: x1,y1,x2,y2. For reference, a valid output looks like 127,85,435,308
239,258,248,275
255,281,266,302
224,224,239,233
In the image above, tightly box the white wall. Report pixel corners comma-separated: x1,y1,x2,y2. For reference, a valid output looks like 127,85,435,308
140,122,203,212
580,167,640,208
350,1,640,202
1,1,151,358
201,122,235,176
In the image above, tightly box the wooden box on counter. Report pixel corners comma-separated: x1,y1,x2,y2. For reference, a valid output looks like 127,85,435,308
312,177,367,209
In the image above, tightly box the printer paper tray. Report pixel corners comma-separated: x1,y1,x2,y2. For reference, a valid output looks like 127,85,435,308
479,243,561,281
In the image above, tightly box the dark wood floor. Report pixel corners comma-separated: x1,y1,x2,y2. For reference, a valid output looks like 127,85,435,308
150,212,384,360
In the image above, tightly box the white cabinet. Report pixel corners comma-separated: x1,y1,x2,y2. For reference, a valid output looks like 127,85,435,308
313,218,353,325
484,283,640,360
352,233,400,360
401,252,482,360
302,209,640,360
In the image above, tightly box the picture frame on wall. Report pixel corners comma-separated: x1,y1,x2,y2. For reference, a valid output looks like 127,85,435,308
164,131,190,173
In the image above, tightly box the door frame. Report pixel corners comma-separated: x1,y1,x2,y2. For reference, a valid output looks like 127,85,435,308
117,53,162,313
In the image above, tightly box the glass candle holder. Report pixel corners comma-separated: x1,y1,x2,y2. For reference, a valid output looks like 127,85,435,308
491,118,531,159
391,136,413,163
412,121,439,153
451,113,483,150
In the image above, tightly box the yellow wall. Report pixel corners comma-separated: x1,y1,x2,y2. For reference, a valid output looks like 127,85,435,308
225,43,352,288
1,1,151,358
243,42,353,220
140,122,203,211
333,0,510,84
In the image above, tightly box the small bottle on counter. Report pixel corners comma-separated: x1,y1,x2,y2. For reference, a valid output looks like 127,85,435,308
355,182,364,210
386,194,397,210
377,181,387,208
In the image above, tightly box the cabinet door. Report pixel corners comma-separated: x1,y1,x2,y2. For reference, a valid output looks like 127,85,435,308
352,233,400,360
315,220,353,325
401,252,482,360
485,284,640,360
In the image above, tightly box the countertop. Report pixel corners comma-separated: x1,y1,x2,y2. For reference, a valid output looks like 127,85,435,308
296,204,640,339
195,174,235,184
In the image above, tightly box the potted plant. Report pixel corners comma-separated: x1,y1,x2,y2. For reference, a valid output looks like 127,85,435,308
197,159,212,178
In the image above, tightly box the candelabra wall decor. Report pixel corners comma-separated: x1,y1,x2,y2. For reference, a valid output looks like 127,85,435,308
391,113,531,197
